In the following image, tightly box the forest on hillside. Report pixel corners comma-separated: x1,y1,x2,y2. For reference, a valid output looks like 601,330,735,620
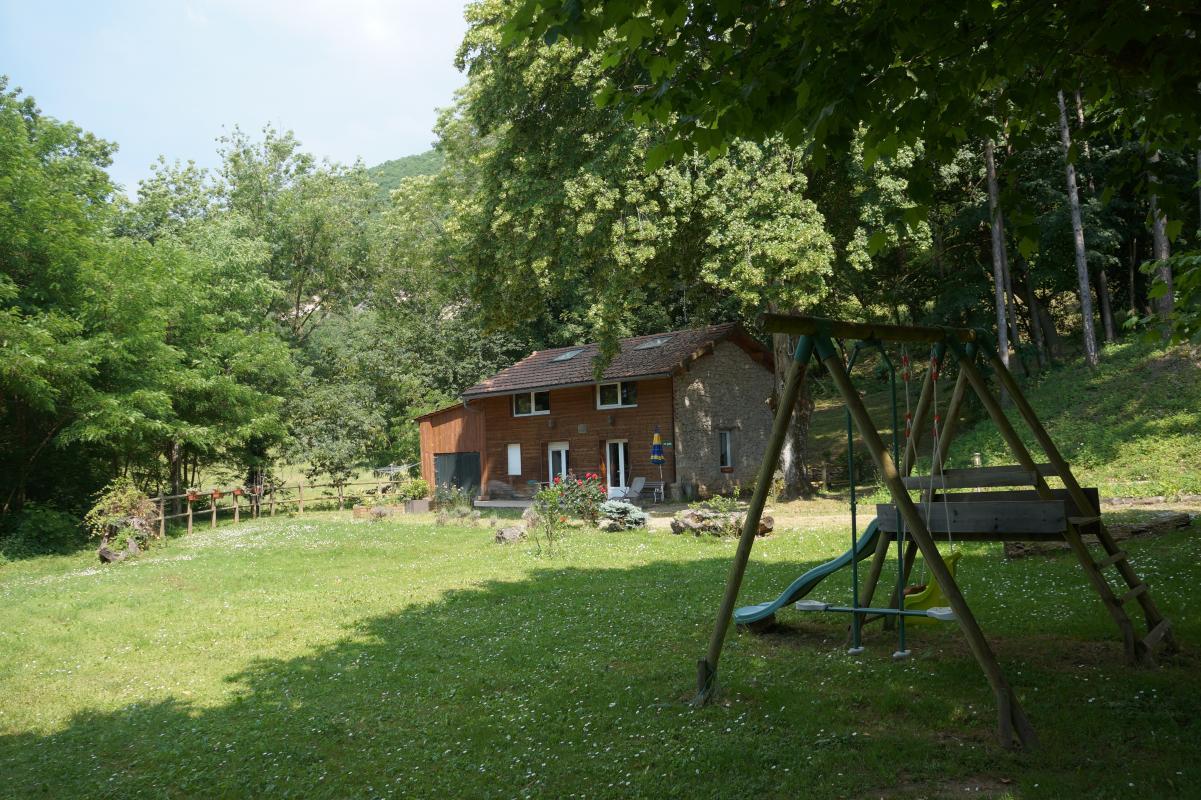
2,0,1199,548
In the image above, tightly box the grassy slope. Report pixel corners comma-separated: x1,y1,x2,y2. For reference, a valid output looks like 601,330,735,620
2,513,1199,798
810,341,1201,499
950,342,1201,498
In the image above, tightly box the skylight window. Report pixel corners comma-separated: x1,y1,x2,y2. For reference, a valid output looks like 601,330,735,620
634,336,671,350
552,349,584,361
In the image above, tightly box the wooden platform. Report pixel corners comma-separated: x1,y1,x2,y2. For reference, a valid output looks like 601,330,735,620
876,499,1068,540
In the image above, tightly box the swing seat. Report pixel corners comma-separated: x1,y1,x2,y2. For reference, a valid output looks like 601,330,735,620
904,551,962,623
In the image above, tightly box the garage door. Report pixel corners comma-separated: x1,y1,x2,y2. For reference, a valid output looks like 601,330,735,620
433,452,481,494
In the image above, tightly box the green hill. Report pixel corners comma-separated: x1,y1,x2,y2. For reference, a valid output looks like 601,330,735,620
366,150,444,197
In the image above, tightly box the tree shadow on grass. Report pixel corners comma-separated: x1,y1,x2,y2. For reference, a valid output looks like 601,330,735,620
2,550,1198,799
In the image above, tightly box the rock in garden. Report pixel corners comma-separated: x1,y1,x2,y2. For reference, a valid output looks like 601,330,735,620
495,526,526,544
521,505,541,529
98,546,125,564
669,509,772,537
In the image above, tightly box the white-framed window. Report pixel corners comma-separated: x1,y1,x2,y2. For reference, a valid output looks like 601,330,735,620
719,430,733,469
506,443,522,475
512,390,550,416
596,381,638,409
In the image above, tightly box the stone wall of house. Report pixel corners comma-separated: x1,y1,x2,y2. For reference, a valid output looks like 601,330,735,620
672,340,774,497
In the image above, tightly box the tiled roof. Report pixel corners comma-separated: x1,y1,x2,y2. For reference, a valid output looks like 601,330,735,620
461,323,771,399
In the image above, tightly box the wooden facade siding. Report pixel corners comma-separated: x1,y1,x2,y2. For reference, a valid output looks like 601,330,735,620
417,403,487,486
475,377,676,494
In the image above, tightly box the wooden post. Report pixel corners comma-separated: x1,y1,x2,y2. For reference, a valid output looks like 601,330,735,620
820,338,1036,749
234,493,240,525
157,492,166,539
186,497,193,535
298,482,304,515
269,485,276,516
337,484,344,511
902,366,935,475
696,335,814,704
211,494,218,529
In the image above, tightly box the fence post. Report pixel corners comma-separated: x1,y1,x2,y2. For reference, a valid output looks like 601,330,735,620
211,493,217,529
338,484,344,511
158,492,166,539
298,482,304,515
269,485,276,516
187,496,193,536
234,492,241,525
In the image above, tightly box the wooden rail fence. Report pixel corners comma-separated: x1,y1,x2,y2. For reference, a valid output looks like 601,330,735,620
154,480,399,537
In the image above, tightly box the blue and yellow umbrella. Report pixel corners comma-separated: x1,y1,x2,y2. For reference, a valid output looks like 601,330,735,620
651,427,665,480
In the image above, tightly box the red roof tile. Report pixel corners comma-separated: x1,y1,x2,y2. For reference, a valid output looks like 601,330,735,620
461,323,772,399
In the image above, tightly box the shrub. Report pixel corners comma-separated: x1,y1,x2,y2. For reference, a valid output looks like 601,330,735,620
543,472,606,523
433,483,472,511
0,506,85,562
531,484,569,554
83,478,157,549
689,494,741,514
599,500,648,531
396,478,430,501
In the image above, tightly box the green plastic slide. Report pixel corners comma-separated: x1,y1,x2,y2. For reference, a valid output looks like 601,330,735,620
733,520,883,625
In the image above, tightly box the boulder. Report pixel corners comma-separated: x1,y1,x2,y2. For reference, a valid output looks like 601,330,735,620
670,509,774,537
98,546,125,564
521,505,541,529
495,526,526,544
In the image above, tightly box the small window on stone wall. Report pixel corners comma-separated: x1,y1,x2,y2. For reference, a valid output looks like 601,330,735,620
719,430,733,471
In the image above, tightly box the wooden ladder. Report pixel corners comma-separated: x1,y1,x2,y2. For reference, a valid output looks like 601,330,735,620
962,354,1178,667
1063,511,1175,664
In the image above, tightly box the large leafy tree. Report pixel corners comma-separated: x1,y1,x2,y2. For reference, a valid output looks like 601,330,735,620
436,0,835,494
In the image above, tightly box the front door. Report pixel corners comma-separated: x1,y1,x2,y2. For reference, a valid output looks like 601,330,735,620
605,439,630,498
548,442,570,484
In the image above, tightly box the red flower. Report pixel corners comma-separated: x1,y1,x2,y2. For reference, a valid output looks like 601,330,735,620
576,479,583,486
553,475,561,485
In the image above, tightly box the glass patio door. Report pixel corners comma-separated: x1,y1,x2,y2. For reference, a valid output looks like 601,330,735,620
548,442,570,483
605,439,629,498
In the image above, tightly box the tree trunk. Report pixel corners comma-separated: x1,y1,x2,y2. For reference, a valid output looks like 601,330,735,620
1128,237,1140,315
1149,151,1174,321
984,140,1011,370
1016,258,1048,370
772,330,815,499
1096,266,1116,342
168,440,183,515
1036,298,1064,360
1056,90,1099,366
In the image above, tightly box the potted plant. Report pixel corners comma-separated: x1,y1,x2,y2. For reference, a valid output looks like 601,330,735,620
211,489,223,501
186,489,199,503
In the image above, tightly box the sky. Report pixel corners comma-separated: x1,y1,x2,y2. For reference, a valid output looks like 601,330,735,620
1,0,470,193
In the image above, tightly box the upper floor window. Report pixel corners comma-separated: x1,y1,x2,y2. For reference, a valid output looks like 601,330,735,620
513,390,550,416
597,381,637,409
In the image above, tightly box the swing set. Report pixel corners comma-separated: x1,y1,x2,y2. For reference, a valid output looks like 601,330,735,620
695,315,1177,749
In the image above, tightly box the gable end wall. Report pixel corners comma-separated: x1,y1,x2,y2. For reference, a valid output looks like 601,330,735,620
672,340,774,495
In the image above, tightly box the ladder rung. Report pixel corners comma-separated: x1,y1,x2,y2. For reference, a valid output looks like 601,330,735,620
1096,550,1128,569
1120,584,1148,605
1143,619,1172,650
1069,515,1101,526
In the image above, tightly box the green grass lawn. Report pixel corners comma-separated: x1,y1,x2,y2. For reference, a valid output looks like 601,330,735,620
2,513,1199,798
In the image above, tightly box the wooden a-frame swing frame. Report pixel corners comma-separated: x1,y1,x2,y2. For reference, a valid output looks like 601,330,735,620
694,315,1177,749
